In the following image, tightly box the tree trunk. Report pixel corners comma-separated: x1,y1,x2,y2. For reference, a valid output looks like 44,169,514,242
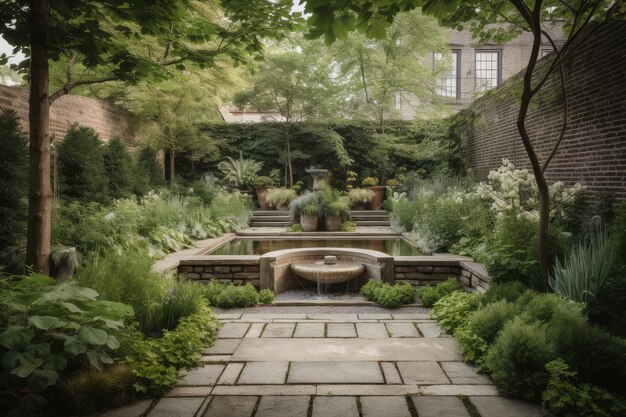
169,147,175,184
25,0,52,275
285,123,293,188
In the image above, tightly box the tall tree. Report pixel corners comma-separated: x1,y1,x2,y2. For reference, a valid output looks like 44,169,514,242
0,0,298,273
303,0,625,290
233,40,342,186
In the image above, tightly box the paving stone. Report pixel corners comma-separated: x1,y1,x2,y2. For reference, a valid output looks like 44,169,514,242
470,396,543,417
217,313,242,319
356,322,389,338
312,396,359,417
418,322,443,337
218,323,250,338
238,362,289,384
148,397,205,417
308,314,358,320
255,396,310,417
242,313,306,320
232,338,462,362
419,385,498,396
203,338,241,355
177,364,224,386
412,396,471,417
441,361,493,385
326,323,356,337
245,323,265,338
316,385,420,396
217,363,244,385
361,396,411,417
99,399,152,417
398,362,449,385
392,313,429,320
212,385,316,396
262,322,295,337
288,361,384,384
381,362,403,384
201,355,231,363
386,322,420,337
358,313,392,320
294,322,325,337
204,396,257,417
167,386,212,397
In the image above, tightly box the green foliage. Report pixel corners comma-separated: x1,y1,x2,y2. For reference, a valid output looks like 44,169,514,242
483,280,527,304
202,280,262,309
286,224,303,233
543,359,626,417
266,188,298,208
57,125,109,203
217,154,263,190
454,324,489,367
117,305,219,395
0,109,28,269
69,364,136,414
520,292,564,323
254,176,275,187
550,218,613,303
348,188,374,206
468,300,518,345
549,306,626,392
0,273,133,415
318,186,350,216
484,317,556,401
361,177,379,187
360,280,415,309
258,289,275,305
301,204,319,216
611,203,626,275
134,147,165,194
431,291,482,333
340,220,357,232
103,138,135,199
289,192,320,222
417,278,461,307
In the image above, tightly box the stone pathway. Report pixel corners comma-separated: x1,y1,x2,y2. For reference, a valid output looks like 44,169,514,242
124,313,544,417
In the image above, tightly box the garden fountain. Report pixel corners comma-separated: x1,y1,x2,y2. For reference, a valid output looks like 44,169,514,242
290,255,365,295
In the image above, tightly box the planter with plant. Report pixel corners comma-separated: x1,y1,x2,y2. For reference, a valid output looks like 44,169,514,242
348,188,375,210
253,176,274,210
300,203,320,232
361,177,385,210
318,186,349,231
265,188,297,211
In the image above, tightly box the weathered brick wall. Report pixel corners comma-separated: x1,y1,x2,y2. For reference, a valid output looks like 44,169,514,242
456,21,626,201
394,256,490,292
179,259,261,288
0,84,137,142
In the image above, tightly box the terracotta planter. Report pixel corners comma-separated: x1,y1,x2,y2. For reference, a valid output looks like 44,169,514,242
366,186,386,210
300,214,319,232
255,186,271,210
325,215,342,232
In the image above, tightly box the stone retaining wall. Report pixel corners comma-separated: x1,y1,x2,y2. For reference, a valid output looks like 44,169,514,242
394,256,490,292
178,256,261,288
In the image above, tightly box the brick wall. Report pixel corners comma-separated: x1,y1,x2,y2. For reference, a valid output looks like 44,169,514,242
455,21,626,201
0,84,137,142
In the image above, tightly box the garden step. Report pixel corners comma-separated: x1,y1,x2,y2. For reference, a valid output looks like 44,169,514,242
253,210,291,216
250,221,292,227
350,215,389,221
251,216,293,222
349,210,388,215
353,220,391,226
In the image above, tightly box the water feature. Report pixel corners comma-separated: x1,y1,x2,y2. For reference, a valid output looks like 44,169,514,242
290,255,365,296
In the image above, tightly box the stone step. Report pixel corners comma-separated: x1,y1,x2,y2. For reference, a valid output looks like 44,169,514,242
353,220,391,226
253,210,291,216
251,216,292,222
349,210,388,215
250,221,292,227
350,215,390,221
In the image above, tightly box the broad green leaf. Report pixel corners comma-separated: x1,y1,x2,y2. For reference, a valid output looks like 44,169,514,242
78,326,108,345
29,316,61,330
0,326,34,349
11,359,43,378
60,301,84,313
105,335,120,350
25,342,51,357
42,354,67,372
64,338,87,356
27,369,58,393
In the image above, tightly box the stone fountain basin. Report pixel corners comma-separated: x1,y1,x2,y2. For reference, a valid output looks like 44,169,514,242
289,260,365,285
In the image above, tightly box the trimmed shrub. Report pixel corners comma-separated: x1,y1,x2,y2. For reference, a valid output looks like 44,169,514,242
360,280,415,309
104,137,135,199
58,125,109,202
468,299,518,344
258,289,275,304
360,279,385,300
417,278,460,307
483,280,527,304
214,284,259,308
0,109,28,269
431,291,482,333
484,317,556,400
520,292,563,323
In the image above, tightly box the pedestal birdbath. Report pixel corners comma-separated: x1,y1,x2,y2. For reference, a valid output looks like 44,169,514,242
305,166,329,189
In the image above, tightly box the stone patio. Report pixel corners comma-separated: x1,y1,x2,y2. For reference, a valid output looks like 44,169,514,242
112,312,544,417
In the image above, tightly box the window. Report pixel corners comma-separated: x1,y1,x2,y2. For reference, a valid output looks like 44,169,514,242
475,50,501,92
433,50,460,98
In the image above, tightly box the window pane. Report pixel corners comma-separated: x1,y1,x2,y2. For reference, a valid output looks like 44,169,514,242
475,51,500,92
434,50,459,98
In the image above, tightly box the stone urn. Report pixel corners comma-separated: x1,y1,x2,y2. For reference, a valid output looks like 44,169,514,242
255,186,271,210
366,186,386,210
300,214,319,232
324,215,342,232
